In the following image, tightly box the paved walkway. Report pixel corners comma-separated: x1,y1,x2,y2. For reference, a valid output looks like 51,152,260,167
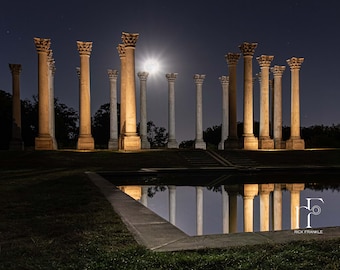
87,172,340,252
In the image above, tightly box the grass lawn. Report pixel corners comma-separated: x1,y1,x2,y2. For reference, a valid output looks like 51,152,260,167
0,150,340,269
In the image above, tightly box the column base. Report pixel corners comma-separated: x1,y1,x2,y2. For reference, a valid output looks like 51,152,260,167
242,135,258,150
167,139,178,149
258,137,274,149
35,136,54,150
141,136,150,149
286,138,305,150
224,138,240,149
194,139,206,150
52,137,58,150
108,138,119,150
121,135,141,151
274,139,286,149
9,139,24,151
77,136,95,150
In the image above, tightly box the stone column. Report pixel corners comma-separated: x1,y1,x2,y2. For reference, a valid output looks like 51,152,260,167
121,32,141,150
77,41,94,150
218,76,229,150
259,184,274,232
34,37,53,150
108,69,119,150
243,184,258,232
286,183,305,229
257,55,274,149
272,183,283,231
9,64,24,150
48,50,57,149
196,186,204,235
117,44,126,149
225,53,241,149
286,57,305,150
141,186,148,207
168,185,176,225
225,184,239,233
194,74,206,150
239,42,258,150
222,185,229,234
271,66,286,149
137,71,150,149
166,73,179,148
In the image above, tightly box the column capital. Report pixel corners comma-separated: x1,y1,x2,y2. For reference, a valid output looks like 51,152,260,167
107,69,119,80
271,65,286,76
116,44,126,57
256,55,274,67
239,42,258,56
34,37,51,53
9,63,22,75
287,57,304,70
137,71,149,81
76,67,80,78
166,73,178,82
193,74,206,84
77,41,93,56
121,32,139,47
219,75,229,85
225,53,241,66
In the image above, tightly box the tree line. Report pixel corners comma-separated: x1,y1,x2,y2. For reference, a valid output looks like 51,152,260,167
1,89,339,150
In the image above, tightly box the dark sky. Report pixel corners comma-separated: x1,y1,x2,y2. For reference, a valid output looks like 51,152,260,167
1,0,339,142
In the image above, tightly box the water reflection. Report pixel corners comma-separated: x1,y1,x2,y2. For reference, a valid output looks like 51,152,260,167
118,182,340,236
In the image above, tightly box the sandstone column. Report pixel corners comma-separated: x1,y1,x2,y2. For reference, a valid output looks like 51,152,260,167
286,183,305,229
272,183,283,231
121,32,141,150
225,184,239,233
48,50,57,149
239,42,258,150
257,55,274,149
138,71,150,149
34,37,53,150
108,69,119,150
243,184,258,232
194,74,206,150
286,57,305,150
166,73,179,148
271,65,286,149
117,44,126,149
196,186,204,235
222,185,229,233
259,184,274,231
9,64,24,150
77,41,94,150
218,76,229,150
168,185,176,225
225,53,241,149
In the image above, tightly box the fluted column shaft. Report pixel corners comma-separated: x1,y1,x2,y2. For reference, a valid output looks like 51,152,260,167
272,183,283,230
286,184,305,229
196,186,204,235
48,50,57,149
259,184,274,232
166,73,178,148
194,74,206,150
117,44,126,149
222,186,229,233
168,185,176,225
138,72,150,149
108,69,119,150
219,76,229,150
243,184,258,232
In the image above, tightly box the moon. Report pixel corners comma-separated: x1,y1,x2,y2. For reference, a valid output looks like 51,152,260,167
144,59,160,74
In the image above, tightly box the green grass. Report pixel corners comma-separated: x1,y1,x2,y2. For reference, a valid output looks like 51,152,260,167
0,150,340,269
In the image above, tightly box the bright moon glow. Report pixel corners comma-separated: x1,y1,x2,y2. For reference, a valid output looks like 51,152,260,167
144,59,160,74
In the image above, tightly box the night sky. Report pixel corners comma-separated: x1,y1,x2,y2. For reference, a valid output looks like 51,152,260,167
1,1,339,142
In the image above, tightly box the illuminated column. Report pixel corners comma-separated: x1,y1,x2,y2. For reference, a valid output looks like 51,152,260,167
108,69,119,150
196,186,204,235
9,64,24,150
117,44,126,149
272,183,283,231
239,42,258,150
286,183,305,229
121,32,141,150
222,185,229,233
141,186,148,207
243,184,258,232
225,185,239,233
77,41,94,150
218,76,229,150
34,37,53,150
225,53,241,149
194,74,206,150
138,71,150,149
271,65,286,149
166,73,179,148
286,57,305,150
259,184,274,231
257,55,274,149
48,51,57,150
168,185,176,225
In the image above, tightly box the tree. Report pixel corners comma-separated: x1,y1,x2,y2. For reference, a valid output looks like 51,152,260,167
146,121,168,148
0,90,12,149
203,125,221,148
